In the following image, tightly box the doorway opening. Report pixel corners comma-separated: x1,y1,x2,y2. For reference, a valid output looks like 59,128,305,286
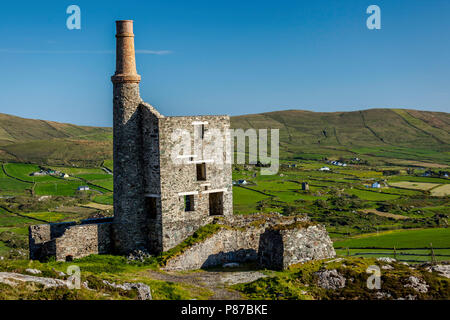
209,192,223,216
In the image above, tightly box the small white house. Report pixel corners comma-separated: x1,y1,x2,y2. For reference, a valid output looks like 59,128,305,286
77,186,90,191
319,167,330,171
372,182,381,188
30,171,47,176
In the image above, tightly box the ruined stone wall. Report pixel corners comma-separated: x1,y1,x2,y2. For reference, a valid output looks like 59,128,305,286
158,115,233,251
164,227,263,271
258,224,336,270
29,218,113,261
29,222,76,260
164,221,336,271
54,222,112,261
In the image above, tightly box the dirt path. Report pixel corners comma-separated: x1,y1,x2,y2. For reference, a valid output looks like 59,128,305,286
144,270,267,300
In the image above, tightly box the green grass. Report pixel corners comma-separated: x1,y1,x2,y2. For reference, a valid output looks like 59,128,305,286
0,241,9,256
75,173,112,180
33,180,106,196
89,179,113,190
388,176,450,184
334,228,450,249
346,188,399,201
34,181,84,196
93,193,113,205
103,159,113,171
48,166,106,175
232,186,270,214
21,212,72,223
0,165,31,195
0,207,37,227
335,248,450,263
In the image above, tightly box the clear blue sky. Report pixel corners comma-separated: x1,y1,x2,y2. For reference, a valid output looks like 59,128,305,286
0,0,449,126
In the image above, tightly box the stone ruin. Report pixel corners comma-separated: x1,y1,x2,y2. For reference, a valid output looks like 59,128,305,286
29,20,335,269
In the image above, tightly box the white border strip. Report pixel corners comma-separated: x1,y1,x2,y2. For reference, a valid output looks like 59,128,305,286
177,191,199,196
177,154,197,159
202,188,227,194
188,159,214,164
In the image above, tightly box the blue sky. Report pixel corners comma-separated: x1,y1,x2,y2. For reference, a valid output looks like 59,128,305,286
0,0,449,126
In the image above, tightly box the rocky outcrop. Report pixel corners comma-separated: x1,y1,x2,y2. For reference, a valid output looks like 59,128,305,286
404,276,429,293
314,269,346,290
0,271,152,300
0,272,72,288
102,280,152,300
425,264,450,279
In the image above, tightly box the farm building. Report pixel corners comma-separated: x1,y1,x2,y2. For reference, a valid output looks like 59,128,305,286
30,171,47,176
77,186,90,191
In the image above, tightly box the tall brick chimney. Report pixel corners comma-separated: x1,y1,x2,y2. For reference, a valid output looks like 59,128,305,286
111,20,141,84
111,20,147,254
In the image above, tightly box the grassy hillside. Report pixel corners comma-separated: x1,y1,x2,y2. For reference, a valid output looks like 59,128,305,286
231,108,450,165
0,108,449,166
0,113,112,166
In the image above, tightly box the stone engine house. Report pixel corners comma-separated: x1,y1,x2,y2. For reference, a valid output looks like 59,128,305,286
110,20,233,255
29,20,232,261
29,20,335,268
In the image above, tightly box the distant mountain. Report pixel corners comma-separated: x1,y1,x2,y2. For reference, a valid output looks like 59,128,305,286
0,109,449,167
0,113,112,166
231,109,450,166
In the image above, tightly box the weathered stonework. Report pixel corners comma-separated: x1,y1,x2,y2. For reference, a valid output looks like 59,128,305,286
164,215,336,271
258,224,336,270
29,20,233,261
29,218,113,261
164,227,262,271
29,20,335,268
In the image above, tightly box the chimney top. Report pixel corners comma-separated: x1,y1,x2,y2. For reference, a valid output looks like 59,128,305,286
111,20,141,84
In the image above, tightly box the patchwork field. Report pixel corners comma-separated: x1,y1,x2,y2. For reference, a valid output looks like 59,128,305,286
334,228,450,263
389,181,441,191
431,184,450,197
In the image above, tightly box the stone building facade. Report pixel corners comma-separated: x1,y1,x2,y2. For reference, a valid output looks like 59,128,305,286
29,20,233,261
28,20,335,268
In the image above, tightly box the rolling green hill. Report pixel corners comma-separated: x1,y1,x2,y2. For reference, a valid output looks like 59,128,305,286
0,108,449,166
0,113,112,166
231,108,450,166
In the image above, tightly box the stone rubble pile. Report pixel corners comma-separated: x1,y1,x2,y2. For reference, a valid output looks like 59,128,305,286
102,280,152,300
314,269,346,290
